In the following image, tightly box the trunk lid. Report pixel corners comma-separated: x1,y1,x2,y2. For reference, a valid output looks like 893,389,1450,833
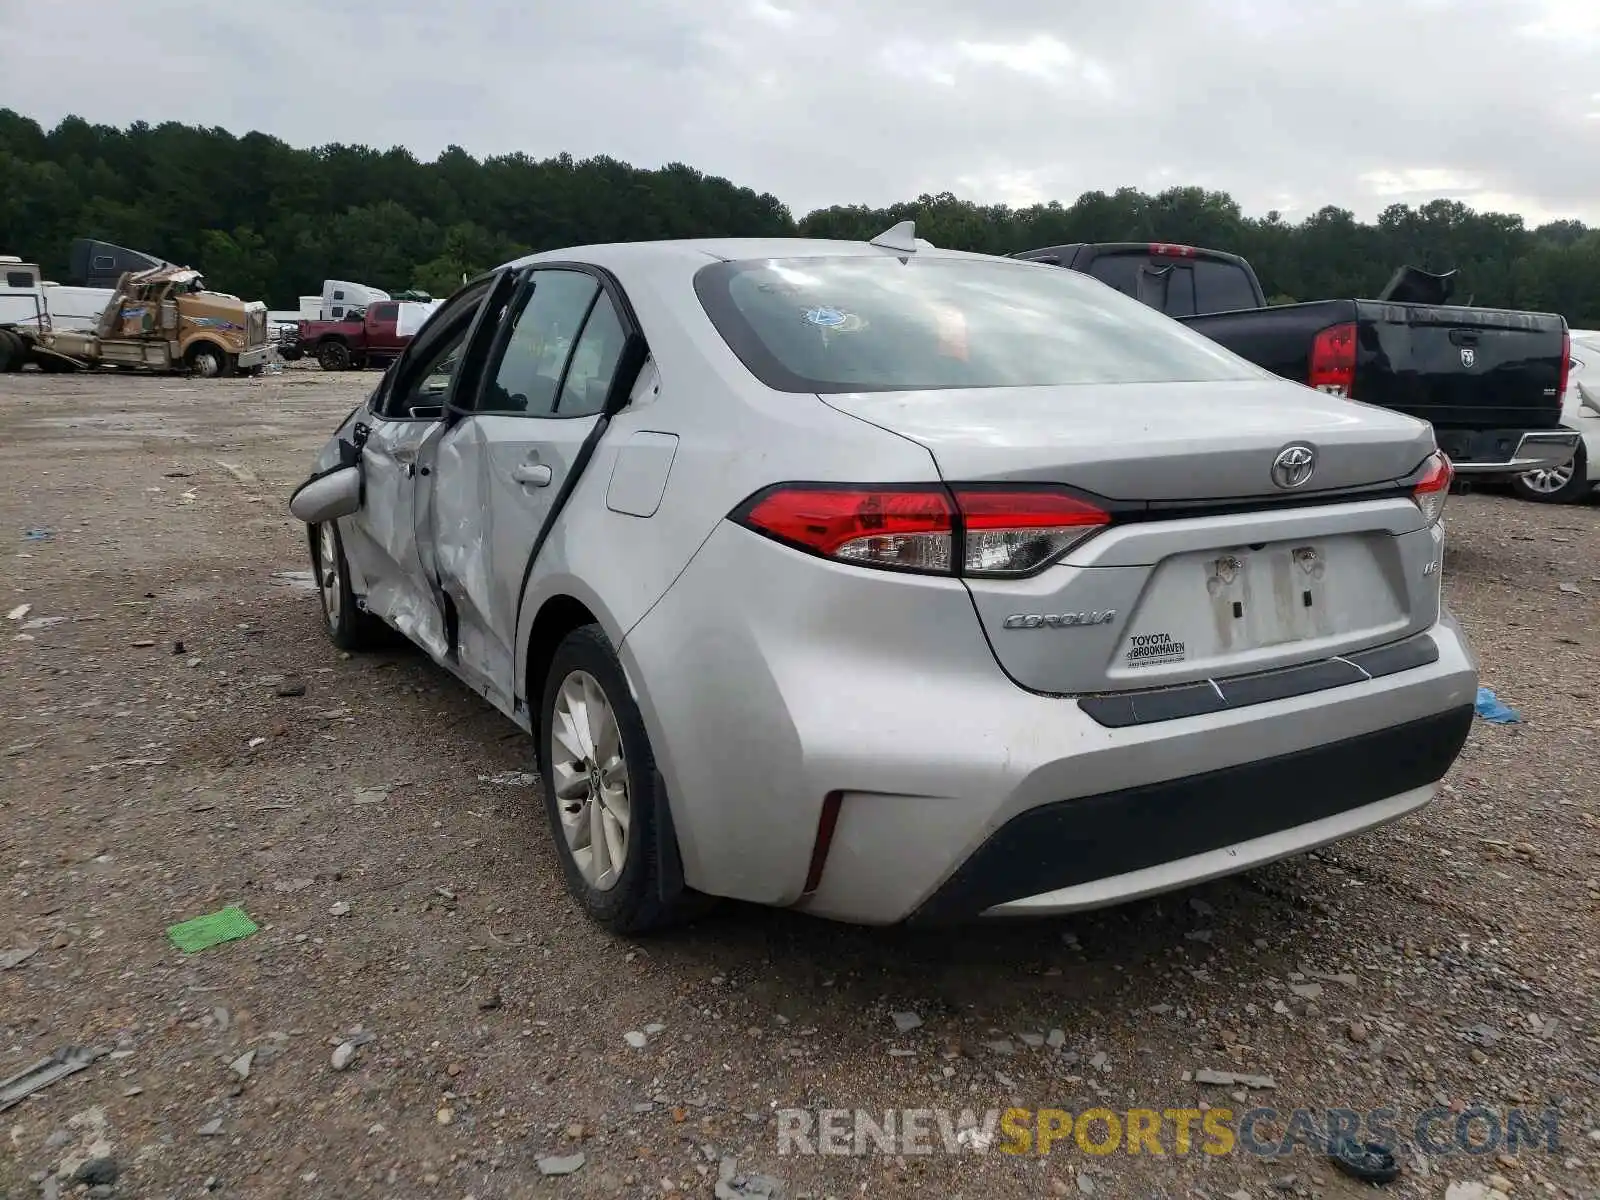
820,378,1435,499
822,379,1443,696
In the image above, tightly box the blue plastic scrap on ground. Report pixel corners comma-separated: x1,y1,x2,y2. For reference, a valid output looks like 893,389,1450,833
1474,687,1521,724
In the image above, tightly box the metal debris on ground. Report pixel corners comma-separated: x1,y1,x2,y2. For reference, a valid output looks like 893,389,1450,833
477,770,538,787
1190,1068,1277,1089
715,1156,784,1199
0,1046,104,1112
167,905,258,953
24,529,54,540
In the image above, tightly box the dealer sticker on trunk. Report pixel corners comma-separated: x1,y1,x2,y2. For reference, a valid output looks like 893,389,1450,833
1125,632,1186,668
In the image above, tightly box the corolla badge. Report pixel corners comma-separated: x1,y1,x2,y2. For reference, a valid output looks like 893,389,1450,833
1270,444,1317,490
1002,611,1117,629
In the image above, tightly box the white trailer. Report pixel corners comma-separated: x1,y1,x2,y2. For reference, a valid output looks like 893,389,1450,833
320,280,389,320
0,257,114,333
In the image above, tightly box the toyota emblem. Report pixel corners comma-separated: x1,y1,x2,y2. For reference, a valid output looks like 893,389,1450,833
1271,444,1317,489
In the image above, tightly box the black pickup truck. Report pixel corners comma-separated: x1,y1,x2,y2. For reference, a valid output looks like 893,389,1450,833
1014,242,1577,479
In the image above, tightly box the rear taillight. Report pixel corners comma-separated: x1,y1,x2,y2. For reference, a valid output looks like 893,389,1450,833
1557,328,1571,400
1411,451,1453,525
1148,243,1197,258
1309,322,1357,397
953,487,1110,575
739,486,954,574
733,484,1110,577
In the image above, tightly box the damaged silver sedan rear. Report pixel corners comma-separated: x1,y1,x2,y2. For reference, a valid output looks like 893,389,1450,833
289,225,1479,933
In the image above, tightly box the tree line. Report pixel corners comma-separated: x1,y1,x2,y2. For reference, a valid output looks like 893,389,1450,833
2,109,1597,327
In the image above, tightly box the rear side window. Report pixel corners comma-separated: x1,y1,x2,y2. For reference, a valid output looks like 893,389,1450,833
370,302,398,321
5,271,33,288
1192,259,1259,314
557,294,628,417
694,256,1263,393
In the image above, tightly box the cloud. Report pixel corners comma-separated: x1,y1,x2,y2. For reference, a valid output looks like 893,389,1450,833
0,0,1595,225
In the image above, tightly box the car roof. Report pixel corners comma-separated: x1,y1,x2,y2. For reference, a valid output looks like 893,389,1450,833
503,237,1000,275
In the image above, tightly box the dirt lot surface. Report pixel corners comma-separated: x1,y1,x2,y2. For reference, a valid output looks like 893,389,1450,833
2,366,1598,1200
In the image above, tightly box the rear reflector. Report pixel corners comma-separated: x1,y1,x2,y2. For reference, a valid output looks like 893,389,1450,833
1309,322,1357,397
1411,451,1453,525
802,791,844,895
733,484,1110,578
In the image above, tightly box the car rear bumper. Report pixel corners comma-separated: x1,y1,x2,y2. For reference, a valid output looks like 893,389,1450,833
907,705,1469,922
622,522,1479,926
1440,427,1580,475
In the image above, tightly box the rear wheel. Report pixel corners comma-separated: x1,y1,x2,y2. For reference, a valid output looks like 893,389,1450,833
1512,442,1590,504
536,625,707,934
318,341,352,372
0,330,23,372
186,343,232,378
310,522,387,651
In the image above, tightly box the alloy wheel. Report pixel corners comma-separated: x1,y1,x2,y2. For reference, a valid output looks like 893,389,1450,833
549,669,631,890
317,524,341,629
1520,463,1575,494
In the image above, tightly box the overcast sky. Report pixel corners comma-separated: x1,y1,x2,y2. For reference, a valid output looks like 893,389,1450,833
2,0,1598,226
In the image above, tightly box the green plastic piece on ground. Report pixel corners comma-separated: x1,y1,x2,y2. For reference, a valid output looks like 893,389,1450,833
167,906,258,953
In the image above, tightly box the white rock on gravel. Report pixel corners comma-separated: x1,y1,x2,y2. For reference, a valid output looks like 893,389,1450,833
891,1011,922,1033
536,1153,585,1176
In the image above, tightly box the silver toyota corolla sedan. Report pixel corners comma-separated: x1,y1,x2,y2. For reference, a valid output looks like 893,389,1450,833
289,223,1478,933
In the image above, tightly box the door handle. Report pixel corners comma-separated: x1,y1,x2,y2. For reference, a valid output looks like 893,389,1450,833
511,462,553,487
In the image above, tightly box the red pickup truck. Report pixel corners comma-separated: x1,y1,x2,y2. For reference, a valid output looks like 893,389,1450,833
283,302,409,371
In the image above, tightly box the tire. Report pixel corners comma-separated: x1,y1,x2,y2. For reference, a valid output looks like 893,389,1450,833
280,346,303,362
318,341,352,372
186,343,232,378
1512,442,1591,504
0,330,23,372
309,521,387,652
535,624,707,934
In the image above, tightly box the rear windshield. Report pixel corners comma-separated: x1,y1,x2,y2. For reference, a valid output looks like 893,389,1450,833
694,256,1265,393
1088,253,1257,318
1192,259,1259,314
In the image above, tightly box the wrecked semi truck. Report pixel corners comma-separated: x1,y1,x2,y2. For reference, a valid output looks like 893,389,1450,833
0,263,272,376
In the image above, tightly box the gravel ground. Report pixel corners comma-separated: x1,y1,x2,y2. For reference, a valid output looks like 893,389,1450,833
2,366,1598,1200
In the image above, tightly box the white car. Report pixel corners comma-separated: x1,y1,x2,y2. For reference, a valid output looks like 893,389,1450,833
289,226,1477,932
1514,329,1600,503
